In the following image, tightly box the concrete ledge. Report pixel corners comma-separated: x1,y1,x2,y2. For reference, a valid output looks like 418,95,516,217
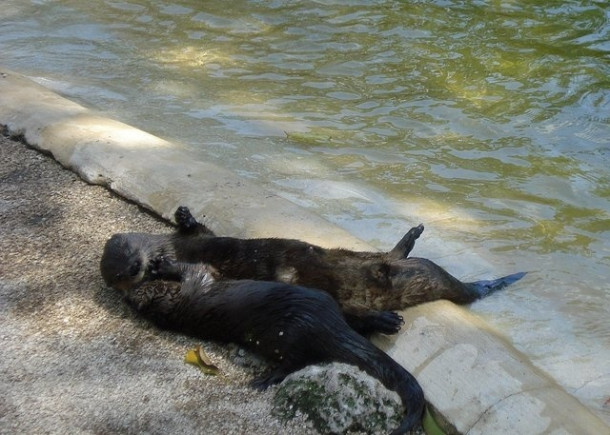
1,68,607,433
374,301,608,433
0,69,369,250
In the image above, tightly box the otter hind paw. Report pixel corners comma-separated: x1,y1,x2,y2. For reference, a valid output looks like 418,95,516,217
389,223,425,259
251,363,297,390
175,206,199,232
412,223,424,239
251,372,286,391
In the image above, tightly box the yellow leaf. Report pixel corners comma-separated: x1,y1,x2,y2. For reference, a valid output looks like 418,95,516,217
184,349,200,365
184,345,220,376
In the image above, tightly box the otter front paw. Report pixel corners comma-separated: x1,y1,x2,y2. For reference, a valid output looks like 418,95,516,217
149,256,181,281
344,309,404,336
374,311,404,335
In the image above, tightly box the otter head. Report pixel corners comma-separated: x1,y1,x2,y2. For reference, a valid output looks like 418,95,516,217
350,260,401,310
100,233,151,291
363,259,434,310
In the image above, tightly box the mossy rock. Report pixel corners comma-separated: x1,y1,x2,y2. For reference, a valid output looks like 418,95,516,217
272,363,403,434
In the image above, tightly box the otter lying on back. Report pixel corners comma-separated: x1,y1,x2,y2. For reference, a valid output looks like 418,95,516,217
101,206,526,318
121,259,424,434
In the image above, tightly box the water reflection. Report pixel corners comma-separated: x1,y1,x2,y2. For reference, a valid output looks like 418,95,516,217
1,0,609,422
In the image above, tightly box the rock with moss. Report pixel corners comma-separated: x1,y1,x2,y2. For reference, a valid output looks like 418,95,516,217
272,363,403,434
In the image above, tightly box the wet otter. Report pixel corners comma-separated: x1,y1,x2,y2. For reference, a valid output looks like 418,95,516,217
101,206,525,316
121,258,424,434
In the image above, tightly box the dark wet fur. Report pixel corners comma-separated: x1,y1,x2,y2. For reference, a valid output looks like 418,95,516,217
124,260,424,434
101,206,526,315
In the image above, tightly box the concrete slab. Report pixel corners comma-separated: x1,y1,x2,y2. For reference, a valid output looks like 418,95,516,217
1,68,607,434
374,301,609,433
0,70,370,249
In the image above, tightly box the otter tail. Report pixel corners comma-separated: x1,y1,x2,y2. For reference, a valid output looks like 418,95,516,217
466,271,527,299
386,364,425,434
337,332,425,433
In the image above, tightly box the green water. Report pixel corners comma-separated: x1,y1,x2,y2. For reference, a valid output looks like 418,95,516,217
2,0,609,422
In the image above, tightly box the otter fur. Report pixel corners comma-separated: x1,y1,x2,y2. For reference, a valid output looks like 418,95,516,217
101,206,525,316
122,259,424,434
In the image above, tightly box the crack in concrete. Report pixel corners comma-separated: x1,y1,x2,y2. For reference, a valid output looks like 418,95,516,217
573,371,610,393
465,386,548,434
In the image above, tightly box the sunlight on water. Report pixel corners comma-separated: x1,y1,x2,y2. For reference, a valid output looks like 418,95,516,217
1,0,609,422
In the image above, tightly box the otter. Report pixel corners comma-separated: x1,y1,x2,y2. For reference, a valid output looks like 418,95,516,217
101,206,526,317
122,258,424,434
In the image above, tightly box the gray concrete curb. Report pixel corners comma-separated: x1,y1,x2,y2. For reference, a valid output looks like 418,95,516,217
373,301,609,433
1,68,607,434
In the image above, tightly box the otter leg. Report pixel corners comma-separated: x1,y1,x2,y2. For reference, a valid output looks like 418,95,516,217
175,206,199,233
174,206,215,236
343,306,404,336
388,224,424,259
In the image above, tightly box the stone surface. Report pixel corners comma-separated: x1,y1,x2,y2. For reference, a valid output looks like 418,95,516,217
273,363,405,434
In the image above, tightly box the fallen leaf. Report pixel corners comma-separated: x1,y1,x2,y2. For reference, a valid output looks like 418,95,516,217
422,406,446,435
185,345,220,376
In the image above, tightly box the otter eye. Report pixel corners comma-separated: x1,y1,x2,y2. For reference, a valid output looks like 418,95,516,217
128,260,142,277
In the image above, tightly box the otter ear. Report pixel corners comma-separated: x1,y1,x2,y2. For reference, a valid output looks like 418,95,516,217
388,224,424,259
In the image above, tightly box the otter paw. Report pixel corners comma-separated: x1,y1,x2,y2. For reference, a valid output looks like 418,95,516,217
149,256,176,278
250,377,271,391
390,224,425,259
251,367,290,390
374,311,404,335
251,374,279,391
411,223,424,239
175,206,199,231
